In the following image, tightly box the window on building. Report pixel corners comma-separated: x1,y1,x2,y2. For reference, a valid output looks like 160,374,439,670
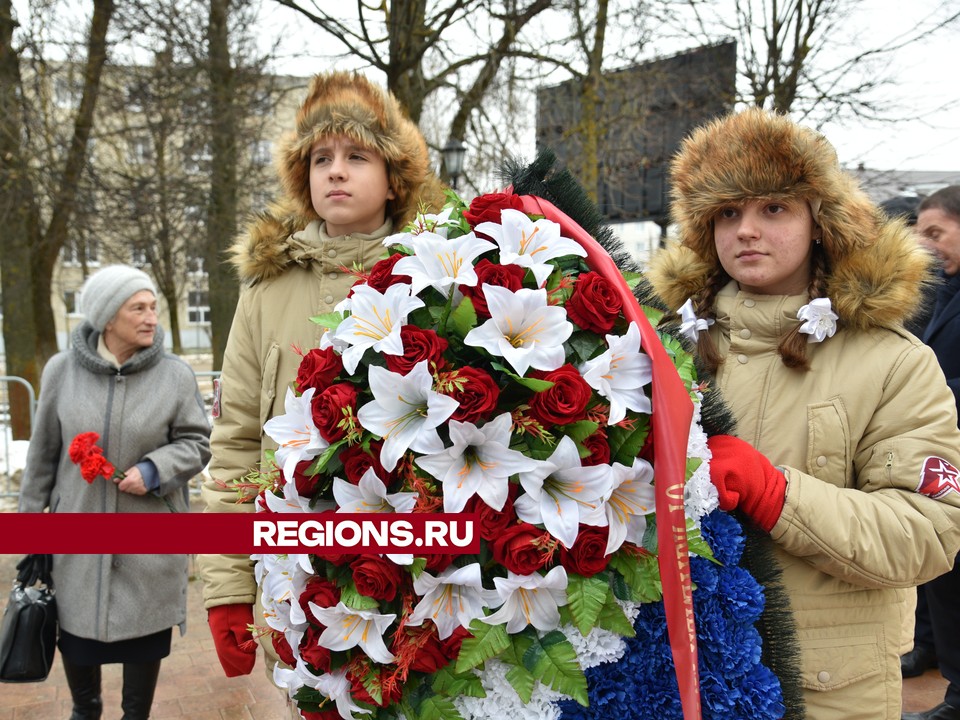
188,289,210,324
64,290,79,315
62,238,100,266
128,136,153,164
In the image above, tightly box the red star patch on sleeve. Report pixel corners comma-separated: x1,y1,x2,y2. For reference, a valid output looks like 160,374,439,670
917,456,960,499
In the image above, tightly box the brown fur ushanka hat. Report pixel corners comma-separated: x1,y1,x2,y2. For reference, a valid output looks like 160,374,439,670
278,71,431,229
651,107,932,330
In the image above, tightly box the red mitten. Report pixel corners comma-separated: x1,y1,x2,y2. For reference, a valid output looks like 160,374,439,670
707,435,787,533
208,604,257,677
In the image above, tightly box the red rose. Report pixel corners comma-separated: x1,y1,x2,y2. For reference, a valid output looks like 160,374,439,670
299,624,332,672
311,382,358,442
581,429,611,466
299,577,340,625
339,441,394,485
565,271,623,334
301,711,341,720
296,347,344,393
272,631,296,667
291,459,320,497
459,259,527,318
464,484,518,540
463,192,526,229
385,325,449,375
528,364,592,426
424,553,455,573
442,366,500,424
490,522,552,575
398,626,453,674
349,556,404,602
365,252,412,292
441,624,472,658
349,666,403,707
559,525,611,576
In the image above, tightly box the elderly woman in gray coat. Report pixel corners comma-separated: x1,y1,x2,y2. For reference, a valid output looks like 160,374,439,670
19,265,211,720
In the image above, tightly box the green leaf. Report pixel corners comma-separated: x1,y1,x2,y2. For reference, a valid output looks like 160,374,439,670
686,518,718,563
642,515,658,554
560,420,599,446
430,666,486,698
307,438,347,475
567,330,606,364
447,296,478,338
621,271,644,290
595,591,636,637
407,557,427,578
565,574,610,636
491,362,555,391
309,311,345,331
608,552,662,603
415,692,465,720
608,415,651,466
505,664,537,703
522,631,588,706
338,582,381,611
641,304,665,327
360,664,383,706
455,619,511,673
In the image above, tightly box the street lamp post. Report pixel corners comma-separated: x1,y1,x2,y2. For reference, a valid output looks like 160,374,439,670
442,138,466,190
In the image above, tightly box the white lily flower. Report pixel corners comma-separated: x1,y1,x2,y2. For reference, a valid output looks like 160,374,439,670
357,361,459,472
678,298,714,344
330,283,424,374
407,563,499,640
333,467,418,514
416,413,544,513
392,231,496,296
318,327,350,354
389,205,458,241
481,566,569,633
315,667,374,720
263,475,336,514
463,285,572,376
263,388,328,483
514,436,614,548
580,322,653,424
582,457,656,555
797,297,839,342
309,601,397,665
476,208,587,287
259,553,312,612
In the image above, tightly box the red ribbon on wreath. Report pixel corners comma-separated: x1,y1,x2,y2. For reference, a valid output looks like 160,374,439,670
517,194,702,720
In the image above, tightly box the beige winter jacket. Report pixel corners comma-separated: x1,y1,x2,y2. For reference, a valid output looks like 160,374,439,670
197,219,391,627
675,280,960,719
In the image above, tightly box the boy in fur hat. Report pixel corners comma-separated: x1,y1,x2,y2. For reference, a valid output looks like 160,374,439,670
647,108,960,720
197,71,442,685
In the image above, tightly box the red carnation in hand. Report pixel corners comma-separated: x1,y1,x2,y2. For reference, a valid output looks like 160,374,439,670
69,432,121,483
566,271,623,334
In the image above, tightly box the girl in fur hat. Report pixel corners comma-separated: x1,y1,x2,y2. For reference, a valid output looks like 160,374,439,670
647,108,960,720
196,71,442,692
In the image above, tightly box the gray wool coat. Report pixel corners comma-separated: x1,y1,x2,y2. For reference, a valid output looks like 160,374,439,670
19,322,211,643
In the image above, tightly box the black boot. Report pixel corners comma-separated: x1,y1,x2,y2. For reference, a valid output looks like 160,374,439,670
60,657,103,720
120,660,162,720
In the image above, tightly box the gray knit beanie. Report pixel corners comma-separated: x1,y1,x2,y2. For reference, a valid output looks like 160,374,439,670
80,265,156,331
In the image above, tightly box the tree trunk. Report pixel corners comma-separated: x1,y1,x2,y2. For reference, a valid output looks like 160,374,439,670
205,0,239,370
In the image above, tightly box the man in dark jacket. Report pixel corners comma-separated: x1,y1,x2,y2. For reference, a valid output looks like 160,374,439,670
903,185,960,720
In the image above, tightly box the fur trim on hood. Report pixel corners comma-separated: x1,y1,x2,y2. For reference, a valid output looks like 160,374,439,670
278,71,440,229
647,108,932,330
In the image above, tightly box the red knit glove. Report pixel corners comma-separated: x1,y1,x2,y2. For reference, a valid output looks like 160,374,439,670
707,435,787,533
208,604,257,677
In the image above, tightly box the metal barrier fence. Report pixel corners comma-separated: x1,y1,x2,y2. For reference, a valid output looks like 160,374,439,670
0,371,220,505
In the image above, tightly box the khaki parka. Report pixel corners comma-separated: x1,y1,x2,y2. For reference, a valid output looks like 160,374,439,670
651,263,960,720
197,217,391,647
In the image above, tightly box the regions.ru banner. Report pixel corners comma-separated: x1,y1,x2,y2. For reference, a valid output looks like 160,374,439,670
2,513,479,555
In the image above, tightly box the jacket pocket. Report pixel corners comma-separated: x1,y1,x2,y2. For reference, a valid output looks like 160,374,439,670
260,342,280,428
806,398,851,486
798,624,883,692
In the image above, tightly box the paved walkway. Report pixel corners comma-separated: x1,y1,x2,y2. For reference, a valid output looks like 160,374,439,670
0,555,288,720
0,548,950,718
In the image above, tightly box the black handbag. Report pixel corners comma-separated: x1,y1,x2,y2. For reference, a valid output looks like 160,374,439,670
0,554,58,682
